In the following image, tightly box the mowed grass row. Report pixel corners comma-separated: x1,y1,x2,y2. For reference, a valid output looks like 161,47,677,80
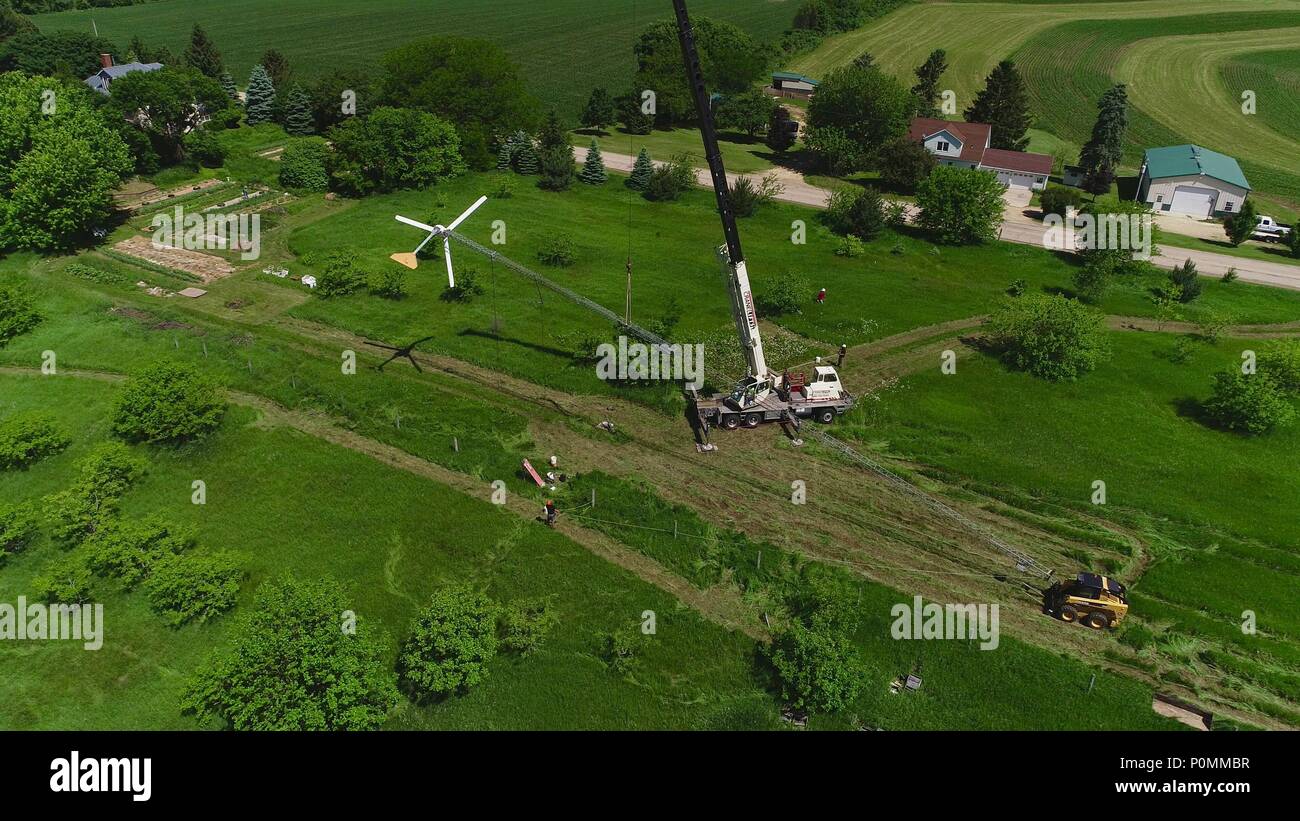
0,374,771,730
33,0,797,119
1015,12,1300,201
1219,49,1300,149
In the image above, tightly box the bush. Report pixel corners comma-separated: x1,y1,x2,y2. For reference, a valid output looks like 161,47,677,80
1204,371,1295,435
367,268,407,300
85,517,195,589
64,262,128,285
1260,340,1300,395
1168,258,1202,303
601,628,643,675
0,412,68,470
111,361,226,444
32,551,94,604
765,621,864,713
1039,186,1084,219
834,235,866,258
0,283,41,346
730,173,782,218
537,233,577,267
45,442,145,544
315,249,368,297
643,154,694,202
145,551,243,626
499,597,559,656
884,199,908,229
398,585,499,700
1223,198,1258,247
915,166,1005,244
985,293,1110,381
877,137,935,192
440,267,485,303
757,269,810,316
825,187,885,240
1007,278,1027,297
182,127,226,167
278,137,330,192
0,503,38,564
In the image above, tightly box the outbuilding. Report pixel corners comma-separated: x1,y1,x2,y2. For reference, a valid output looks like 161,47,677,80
1136,144,1251,218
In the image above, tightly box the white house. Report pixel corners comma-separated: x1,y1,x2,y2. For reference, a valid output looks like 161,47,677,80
908,117,1053,191
1136,144,1251,218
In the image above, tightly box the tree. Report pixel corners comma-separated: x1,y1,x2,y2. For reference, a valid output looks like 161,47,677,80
914,165,1006,244
219,71,238,103
729,173,783,218
1039,185,1084,219
378,36,540,170
1072,253,1114,303
244,64,276,126
765,621,863,713
808,64,912,172
0,283,41,346
580,87,616,132
1077,84,1128,182
910,49,947,117
183,576,399,730
965,60,1031,151
0,502,38,566
643,154,694,202
536,109,575,191
1287,224,1300,260
111,361,226,444
617,90,653,135
766,106,797,153
1076,195,1161,277
308,69,375,132
182,24,223,79
1204,371,1295,435
282,84,314,136
367,268,407,300
1260,340,1300,395
852,51,875,71
631,18,766,125
506,130,538,175
985,293,1110,381
279,136,330,191
0,31,119,78
145,551,243,627
579,139,607,185
626,147,654,191
825,186,885,240
314,248,367,296
260,48,291,92
1224,198,1258,247
877,136,936,192
804,126,860,176
108,67,229,165
84,516,194,589
715,88,775,138
44,441,145,545
328,107,465,196
0,411,67,470
1169,258,1203,303
757,269,810,316
398,585,499,700
0,5,37,46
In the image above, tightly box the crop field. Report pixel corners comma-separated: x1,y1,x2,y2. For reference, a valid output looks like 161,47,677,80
789,0,1300,203
1219,49,1300,151
33,0,798,119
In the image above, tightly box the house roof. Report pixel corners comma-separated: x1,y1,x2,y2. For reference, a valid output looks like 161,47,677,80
908,117,991,165
1142,144,1250,191
772,71,819,86
84,62,163,94
981,147,1053,175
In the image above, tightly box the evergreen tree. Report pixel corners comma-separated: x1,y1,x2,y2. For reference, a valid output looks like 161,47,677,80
510,130,538,175
964,60,1031,151
219,71,238,104
127,35,149,62
536,109,575,191
496,139,514,170
579,140,607,185
1078,84,1129,181
627,147,654,191
766,106,797,152
580,87,616,132
1224,198,1259,247
244,65,276,126
910,49,947,118
182,24,223,78
283,85,314,136
852,52,875,71
261,49,291,92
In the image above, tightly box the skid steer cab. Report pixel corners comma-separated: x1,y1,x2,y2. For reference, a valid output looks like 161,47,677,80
1045,572,1128,629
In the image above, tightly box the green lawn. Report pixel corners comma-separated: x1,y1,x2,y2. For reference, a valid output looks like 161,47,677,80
33,0,799,120
573,126,785,175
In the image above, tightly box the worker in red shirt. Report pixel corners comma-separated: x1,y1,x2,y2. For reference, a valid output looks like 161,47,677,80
544,499,557,527
816,287,826,305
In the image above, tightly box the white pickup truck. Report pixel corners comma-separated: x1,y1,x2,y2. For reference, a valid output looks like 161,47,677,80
1253,215,1293,242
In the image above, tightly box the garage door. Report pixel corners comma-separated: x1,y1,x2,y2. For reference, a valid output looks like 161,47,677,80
1169,186,1217,217
995,170,1035,188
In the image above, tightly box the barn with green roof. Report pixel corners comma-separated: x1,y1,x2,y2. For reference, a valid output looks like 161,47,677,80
1136,144,1251,218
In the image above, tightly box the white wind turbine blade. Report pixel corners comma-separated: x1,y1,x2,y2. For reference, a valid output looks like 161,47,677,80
446,195,488,233
395,214,438,233
443,237,455,289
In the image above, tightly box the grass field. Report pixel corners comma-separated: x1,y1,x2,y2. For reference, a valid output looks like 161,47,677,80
33,0,799,119
572,126,786,175
1218,49,1300,149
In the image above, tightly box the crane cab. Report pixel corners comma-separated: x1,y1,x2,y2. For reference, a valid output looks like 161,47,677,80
800,366,845,402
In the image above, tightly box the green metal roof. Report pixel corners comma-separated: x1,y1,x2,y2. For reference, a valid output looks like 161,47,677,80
1142,144,1251,191
772,71,819,85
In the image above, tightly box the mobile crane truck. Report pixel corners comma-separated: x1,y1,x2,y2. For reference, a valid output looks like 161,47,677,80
672,0,855,433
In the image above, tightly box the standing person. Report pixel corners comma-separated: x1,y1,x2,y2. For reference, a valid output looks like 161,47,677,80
544,499,557,527
837,343,847,368
816,287,826,306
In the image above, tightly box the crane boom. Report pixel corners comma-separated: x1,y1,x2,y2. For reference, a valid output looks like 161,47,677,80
671,0,770,392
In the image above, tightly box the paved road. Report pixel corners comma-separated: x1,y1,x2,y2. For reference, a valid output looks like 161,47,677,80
582,147,1300,293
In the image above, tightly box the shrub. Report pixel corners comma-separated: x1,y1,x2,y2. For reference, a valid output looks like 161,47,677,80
440,268,485,303
1223,198,1258,247
84,517,195,589
1223,266,1240,283
111,361,226,444
1007,278,1027,297
0,412,68,470
32,551,94,604
366,268,407,300
398,585,499,700
1168,259,1202,303
643,154,694,201
601,628,643,675
825,187,885,240
0,503,39,564
877,136,935,192
834,235,866,257
1039,186,1084,219
757,269,810,316
278,137,330,192
145,551,244,626
499,597,559,656
0,283,41,346
182,127,226,167
64,262,128,285
984,293,1110,381
730,173,783,218
915,165,1005,244
1204,371,1295,435
1260,340,1300,395
765,621,864,713
45,442,145,544
883,200,908,229
626,147,654,191
537,233,577,267
315,249,368,297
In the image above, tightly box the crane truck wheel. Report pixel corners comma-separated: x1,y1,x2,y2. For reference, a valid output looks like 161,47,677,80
1059,605,1079,623
744,413,762,428
721,414,740,430
1085,612,1111,630
816,408,835,424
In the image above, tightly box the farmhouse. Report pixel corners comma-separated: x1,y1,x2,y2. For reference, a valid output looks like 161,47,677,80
770,71,819,98
908,117,1053,191
84,53,163,95
1136,144,1251,218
